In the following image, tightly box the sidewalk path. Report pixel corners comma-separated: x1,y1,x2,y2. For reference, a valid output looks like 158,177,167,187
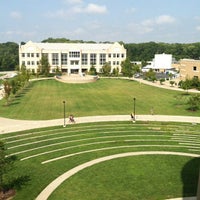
0,115,199,134
36,151,199,200
131,77,200,93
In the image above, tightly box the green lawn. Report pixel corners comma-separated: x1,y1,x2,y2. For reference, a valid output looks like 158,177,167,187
1,121,200,200
0,78,199,120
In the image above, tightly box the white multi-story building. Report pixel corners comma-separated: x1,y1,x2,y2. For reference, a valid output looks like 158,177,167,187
142,53,174,72
19,41,127,74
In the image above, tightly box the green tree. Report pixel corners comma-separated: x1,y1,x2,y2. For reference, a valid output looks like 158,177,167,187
89,65,97,75
0,141,30,197
112,67,119,77
3,80,12,106
0,42,18,71
121,58,134,78
187,94,200,111
170,80,175,87
102,62,111,76
0,141,17,192
144,69,157,82
38,55,50,76
160,78,165,85
179,79,191,93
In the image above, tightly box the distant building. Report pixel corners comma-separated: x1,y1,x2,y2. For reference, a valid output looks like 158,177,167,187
19,41,127,74
142,53,174,72
179,59,200,80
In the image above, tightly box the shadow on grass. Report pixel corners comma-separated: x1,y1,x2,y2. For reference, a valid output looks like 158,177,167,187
182,157,200,198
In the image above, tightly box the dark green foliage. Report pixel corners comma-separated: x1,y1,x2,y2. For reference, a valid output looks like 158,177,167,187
0,42,18,71
88,65,97,75
38,55,50,76
187,94,200,111
101,62,111,76
41,37,96,44
0,141,17,191
121,58,134,78
144,68,157,82
179,78,200,91
125,42,200,61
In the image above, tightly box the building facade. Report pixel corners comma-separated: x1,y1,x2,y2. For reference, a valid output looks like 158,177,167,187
179,59,200,80
19,41,127,74
142,53,174,72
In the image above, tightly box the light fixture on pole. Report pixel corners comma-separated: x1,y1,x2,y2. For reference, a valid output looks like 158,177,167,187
133,97,136,121
63,100,66,127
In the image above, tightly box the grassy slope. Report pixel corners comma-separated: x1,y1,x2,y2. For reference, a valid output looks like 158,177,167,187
0,78,199,120
1,121,199,200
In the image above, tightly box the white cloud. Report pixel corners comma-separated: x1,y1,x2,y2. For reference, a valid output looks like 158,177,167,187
74,3,107,14
155,15,176,24
63,0,83,4
196,26,200,31
10,11,22,19
128,14,176,35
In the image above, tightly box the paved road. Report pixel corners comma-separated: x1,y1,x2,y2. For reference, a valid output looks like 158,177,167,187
0,115,199,134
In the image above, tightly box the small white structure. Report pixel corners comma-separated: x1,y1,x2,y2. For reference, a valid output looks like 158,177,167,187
153,53,173,71
142,53,173,72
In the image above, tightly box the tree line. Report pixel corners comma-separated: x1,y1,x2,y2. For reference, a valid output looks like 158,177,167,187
0,39,200,71
124,41,200,61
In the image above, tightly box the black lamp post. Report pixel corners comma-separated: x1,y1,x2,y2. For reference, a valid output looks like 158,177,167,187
133,97,136,120
63,100,66,127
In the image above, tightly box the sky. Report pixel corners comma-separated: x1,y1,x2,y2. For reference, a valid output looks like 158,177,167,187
0,0,200,44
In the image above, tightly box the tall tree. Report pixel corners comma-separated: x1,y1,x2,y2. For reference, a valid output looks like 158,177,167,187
0,141,17,192
121,58,134,78
38,55,50,76
102,62,111,76
3,80,12,106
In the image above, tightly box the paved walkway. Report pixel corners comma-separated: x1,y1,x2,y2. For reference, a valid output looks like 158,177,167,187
131,77,200,93
0,115,200,134
36,151,199,200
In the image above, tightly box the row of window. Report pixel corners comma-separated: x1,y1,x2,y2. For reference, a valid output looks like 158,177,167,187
21,53,40,58
21,53,125,59
22,60,121,66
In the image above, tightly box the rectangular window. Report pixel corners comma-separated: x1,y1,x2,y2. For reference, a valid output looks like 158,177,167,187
69,51,80,58
82,53,88,65
108,54,111,58
31,53,34,57
31,61,35,65
70,61,79,65
22,61,25,65
100,54,106,65
27,61,30,65
61,53,68,65
90,53,96,65
117,53,120,58
27,53,30,57
193,66,197,71
121,54,124,58
36,53,40,58
52,53,59,65
113,54,116,58
22,53,25,57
